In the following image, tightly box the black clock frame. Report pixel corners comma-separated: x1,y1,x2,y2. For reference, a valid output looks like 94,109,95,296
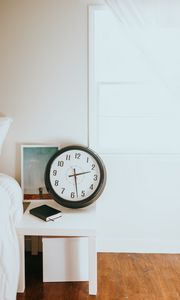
44,145,106,208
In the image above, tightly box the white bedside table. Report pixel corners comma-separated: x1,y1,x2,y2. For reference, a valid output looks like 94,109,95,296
16,199,97,295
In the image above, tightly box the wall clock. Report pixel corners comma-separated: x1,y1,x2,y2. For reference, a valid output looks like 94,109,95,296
44,145,106,208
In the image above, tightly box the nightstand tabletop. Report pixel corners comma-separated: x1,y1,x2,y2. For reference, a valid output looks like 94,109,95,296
16,199,96,236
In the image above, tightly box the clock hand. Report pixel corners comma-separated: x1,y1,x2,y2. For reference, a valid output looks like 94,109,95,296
69,171,91,177
73,168,78,198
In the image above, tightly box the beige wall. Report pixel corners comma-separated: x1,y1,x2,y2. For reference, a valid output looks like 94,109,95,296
0,0,103,180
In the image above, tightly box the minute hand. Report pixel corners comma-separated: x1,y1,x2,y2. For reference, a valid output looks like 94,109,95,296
69,171,91,177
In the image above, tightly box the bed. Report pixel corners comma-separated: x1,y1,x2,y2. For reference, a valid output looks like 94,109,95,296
0,115,23,300
0,173,23,300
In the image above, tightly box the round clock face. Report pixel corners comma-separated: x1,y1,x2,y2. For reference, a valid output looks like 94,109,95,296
45,145,106,208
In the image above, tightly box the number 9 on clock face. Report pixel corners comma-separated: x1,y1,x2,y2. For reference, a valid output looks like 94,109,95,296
44,145,106,208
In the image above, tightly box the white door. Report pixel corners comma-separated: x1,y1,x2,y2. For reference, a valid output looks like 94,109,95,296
89,6,180,253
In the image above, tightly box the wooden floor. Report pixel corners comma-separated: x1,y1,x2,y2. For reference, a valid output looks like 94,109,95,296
17,252,180,300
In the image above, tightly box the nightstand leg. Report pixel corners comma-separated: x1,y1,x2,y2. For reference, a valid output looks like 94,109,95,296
88,236,97,295
17,234,25,293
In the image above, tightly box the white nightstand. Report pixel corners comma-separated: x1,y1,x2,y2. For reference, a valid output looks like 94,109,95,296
16,199,97,295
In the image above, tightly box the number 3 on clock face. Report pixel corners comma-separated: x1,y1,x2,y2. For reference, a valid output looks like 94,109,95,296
45,145,106,208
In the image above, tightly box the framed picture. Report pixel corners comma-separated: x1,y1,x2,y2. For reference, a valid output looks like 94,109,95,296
21,144,59,200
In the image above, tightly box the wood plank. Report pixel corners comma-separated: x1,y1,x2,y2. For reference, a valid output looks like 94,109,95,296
17,253,180,300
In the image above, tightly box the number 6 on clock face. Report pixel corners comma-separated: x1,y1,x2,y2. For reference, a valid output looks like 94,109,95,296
44,145,106,208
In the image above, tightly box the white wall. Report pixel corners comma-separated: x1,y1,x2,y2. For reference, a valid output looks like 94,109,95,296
1,1,180,254
0,0,103,180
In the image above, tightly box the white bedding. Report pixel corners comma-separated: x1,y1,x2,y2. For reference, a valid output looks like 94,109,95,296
0,174,23,300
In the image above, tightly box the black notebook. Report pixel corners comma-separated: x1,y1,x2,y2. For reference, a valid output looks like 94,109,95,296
29,204,62,222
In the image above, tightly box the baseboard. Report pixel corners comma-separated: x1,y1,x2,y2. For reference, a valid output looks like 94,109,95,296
97,238,180,253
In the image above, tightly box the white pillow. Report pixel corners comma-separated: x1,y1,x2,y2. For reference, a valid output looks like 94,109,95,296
0,117,12,154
